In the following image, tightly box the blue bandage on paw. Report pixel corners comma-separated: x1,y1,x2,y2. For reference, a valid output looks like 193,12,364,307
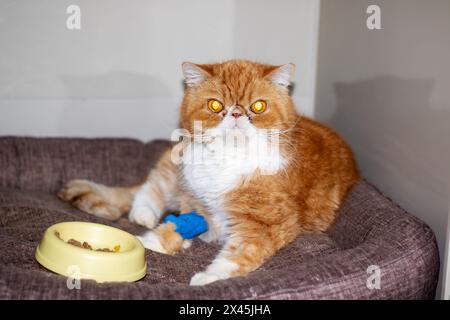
163,211,208,239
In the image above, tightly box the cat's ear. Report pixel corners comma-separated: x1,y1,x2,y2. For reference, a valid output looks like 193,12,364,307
182,62,213,87
265,63,295,88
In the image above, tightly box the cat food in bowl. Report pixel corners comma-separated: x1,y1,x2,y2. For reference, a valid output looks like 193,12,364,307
35,221,146,283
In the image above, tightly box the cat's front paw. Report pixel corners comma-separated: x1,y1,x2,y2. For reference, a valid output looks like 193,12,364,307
136,231,167,254
129,205,158,229
190,272,223,286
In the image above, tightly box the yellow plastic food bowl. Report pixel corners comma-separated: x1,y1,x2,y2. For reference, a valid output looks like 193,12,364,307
35,221,147,283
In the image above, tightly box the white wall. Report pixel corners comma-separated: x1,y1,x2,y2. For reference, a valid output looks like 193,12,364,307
445,207,450,299
315,0,450,299
0,0,319,141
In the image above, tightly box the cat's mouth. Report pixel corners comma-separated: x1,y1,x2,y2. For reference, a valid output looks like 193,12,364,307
228,122,253,135
229,116,251,130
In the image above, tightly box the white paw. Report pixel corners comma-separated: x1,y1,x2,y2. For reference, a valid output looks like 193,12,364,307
199,230,220,243
182,239,192,249
129,206,158,229
136,231,167,254
190,272,223,286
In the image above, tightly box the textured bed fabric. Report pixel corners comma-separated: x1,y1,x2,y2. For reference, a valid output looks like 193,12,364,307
0,137,440,299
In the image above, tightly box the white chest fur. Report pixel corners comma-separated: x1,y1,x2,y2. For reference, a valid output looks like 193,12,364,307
181,132,285,240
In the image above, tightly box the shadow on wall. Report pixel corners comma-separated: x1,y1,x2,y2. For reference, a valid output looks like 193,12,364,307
323,75,450,299
56,72,178,139
326,76,450,201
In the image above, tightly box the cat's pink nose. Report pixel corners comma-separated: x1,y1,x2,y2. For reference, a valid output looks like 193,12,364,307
231,111,243,118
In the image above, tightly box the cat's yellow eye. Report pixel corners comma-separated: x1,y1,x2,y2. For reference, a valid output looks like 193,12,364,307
207,99,224,113
250,100,267,114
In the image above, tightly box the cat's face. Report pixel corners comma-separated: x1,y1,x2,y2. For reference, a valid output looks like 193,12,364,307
179,60,297,137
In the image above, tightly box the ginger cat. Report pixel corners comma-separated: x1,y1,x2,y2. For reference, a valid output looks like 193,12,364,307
58,60,359,286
